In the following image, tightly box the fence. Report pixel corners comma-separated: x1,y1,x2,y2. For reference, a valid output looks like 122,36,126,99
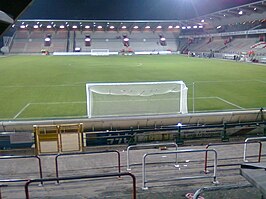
243,136,266,162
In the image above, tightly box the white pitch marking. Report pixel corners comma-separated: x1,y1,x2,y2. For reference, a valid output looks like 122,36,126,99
216,97,244,109
13,103,31,119
31,101,86,105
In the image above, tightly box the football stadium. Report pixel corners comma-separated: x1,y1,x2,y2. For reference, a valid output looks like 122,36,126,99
0,0,266,198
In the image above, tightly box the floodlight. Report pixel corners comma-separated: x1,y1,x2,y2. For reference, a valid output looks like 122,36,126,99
199,25,203,28
85,25,90,29
187,26,191,29
53,24,56,27
145,26,150,29
110,25,115,29
121,25,127,29
193,25,197,29
133,26,138,29
59,25,64,29
12,24,15,28
156,25,162,29
238,10,243,15
47,25,52,28
72,25,78,29
160,37,166,41
254,7,257,11
33,25,38,29
97,25,102,29
181,26,186,29
123,38,129,42
45,37,51,42
175,25,180,29
37,22,39,24
216,25,221,29
20,25,26,28
201,19,204,22
85,38,91,41
168,26,173,29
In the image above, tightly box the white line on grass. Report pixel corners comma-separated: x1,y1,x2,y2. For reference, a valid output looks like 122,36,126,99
215,97,245,109
13,103,31,119
13,101,86,119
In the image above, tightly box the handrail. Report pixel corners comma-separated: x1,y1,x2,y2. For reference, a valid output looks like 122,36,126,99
24,172,136,199
0,184,8,199
142,149,218,190
204,141,262,173
0,155,43,185
243,137,266,162
127,142,178,170
193,183,252,199
55,150,121,183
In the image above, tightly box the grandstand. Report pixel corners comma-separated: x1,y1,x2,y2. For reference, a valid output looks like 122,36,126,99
0,0,266,198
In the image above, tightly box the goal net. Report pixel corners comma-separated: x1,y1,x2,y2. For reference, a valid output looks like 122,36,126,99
86,81,188,118
91,49,109,56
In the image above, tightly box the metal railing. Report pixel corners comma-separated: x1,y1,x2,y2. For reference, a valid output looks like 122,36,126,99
127,142,178,170
24,172,136,199
204,141,262,173
55,150,121,183
0,155,43,185
142,149,218,190
243,136,266,162
0,184,8,199
193,183,252,199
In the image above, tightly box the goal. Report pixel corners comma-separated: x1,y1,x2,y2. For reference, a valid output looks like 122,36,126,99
91,49,109,56
86,81,188,118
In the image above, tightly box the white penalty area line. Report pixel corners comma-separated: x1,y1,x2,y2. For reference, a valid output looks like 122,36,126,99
13,101,86,119
190,96,245,110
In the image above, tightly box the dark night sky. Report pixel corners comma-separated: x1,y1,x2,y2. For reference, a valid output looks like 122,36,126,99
20,0,262,20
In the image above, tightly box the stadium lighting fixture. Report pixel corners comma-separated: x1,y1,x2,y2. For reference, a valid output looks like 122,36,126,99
145,26,150,29
133,26,138,29
85,25,90,29
168,25,173,29
124,38,129,42
53,24,56,27
193,25,197,29
201,19,204,22
157,25,162,29
97,25,103,29
85,38,91,41
160,37,166,41
238,10,243,15
12,24,15,28
181,26,186,29
175,25,180,29
40,24,43,27
199,25,203,28
72,25,78,29
26,24,29,27
33,25,38,29
47,25,52,29
121,25,127,29
37,22,39,24
20,25,26,29
253,7,257,11
187,26,191,29
59,25,65,29
216,25,221,29
110,25,115,29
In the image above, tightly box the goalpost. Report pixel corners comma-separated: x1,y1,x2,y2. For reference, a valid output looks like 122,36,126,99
86,81,188,118
91,49,110,56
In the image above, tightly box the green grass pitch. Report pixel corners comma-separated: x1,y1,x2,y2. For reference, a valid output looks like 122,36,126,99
0,55,265,120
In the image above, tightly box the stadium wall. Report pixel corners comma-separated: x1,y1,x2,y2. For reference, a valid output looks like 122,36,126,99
0,109,265,132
